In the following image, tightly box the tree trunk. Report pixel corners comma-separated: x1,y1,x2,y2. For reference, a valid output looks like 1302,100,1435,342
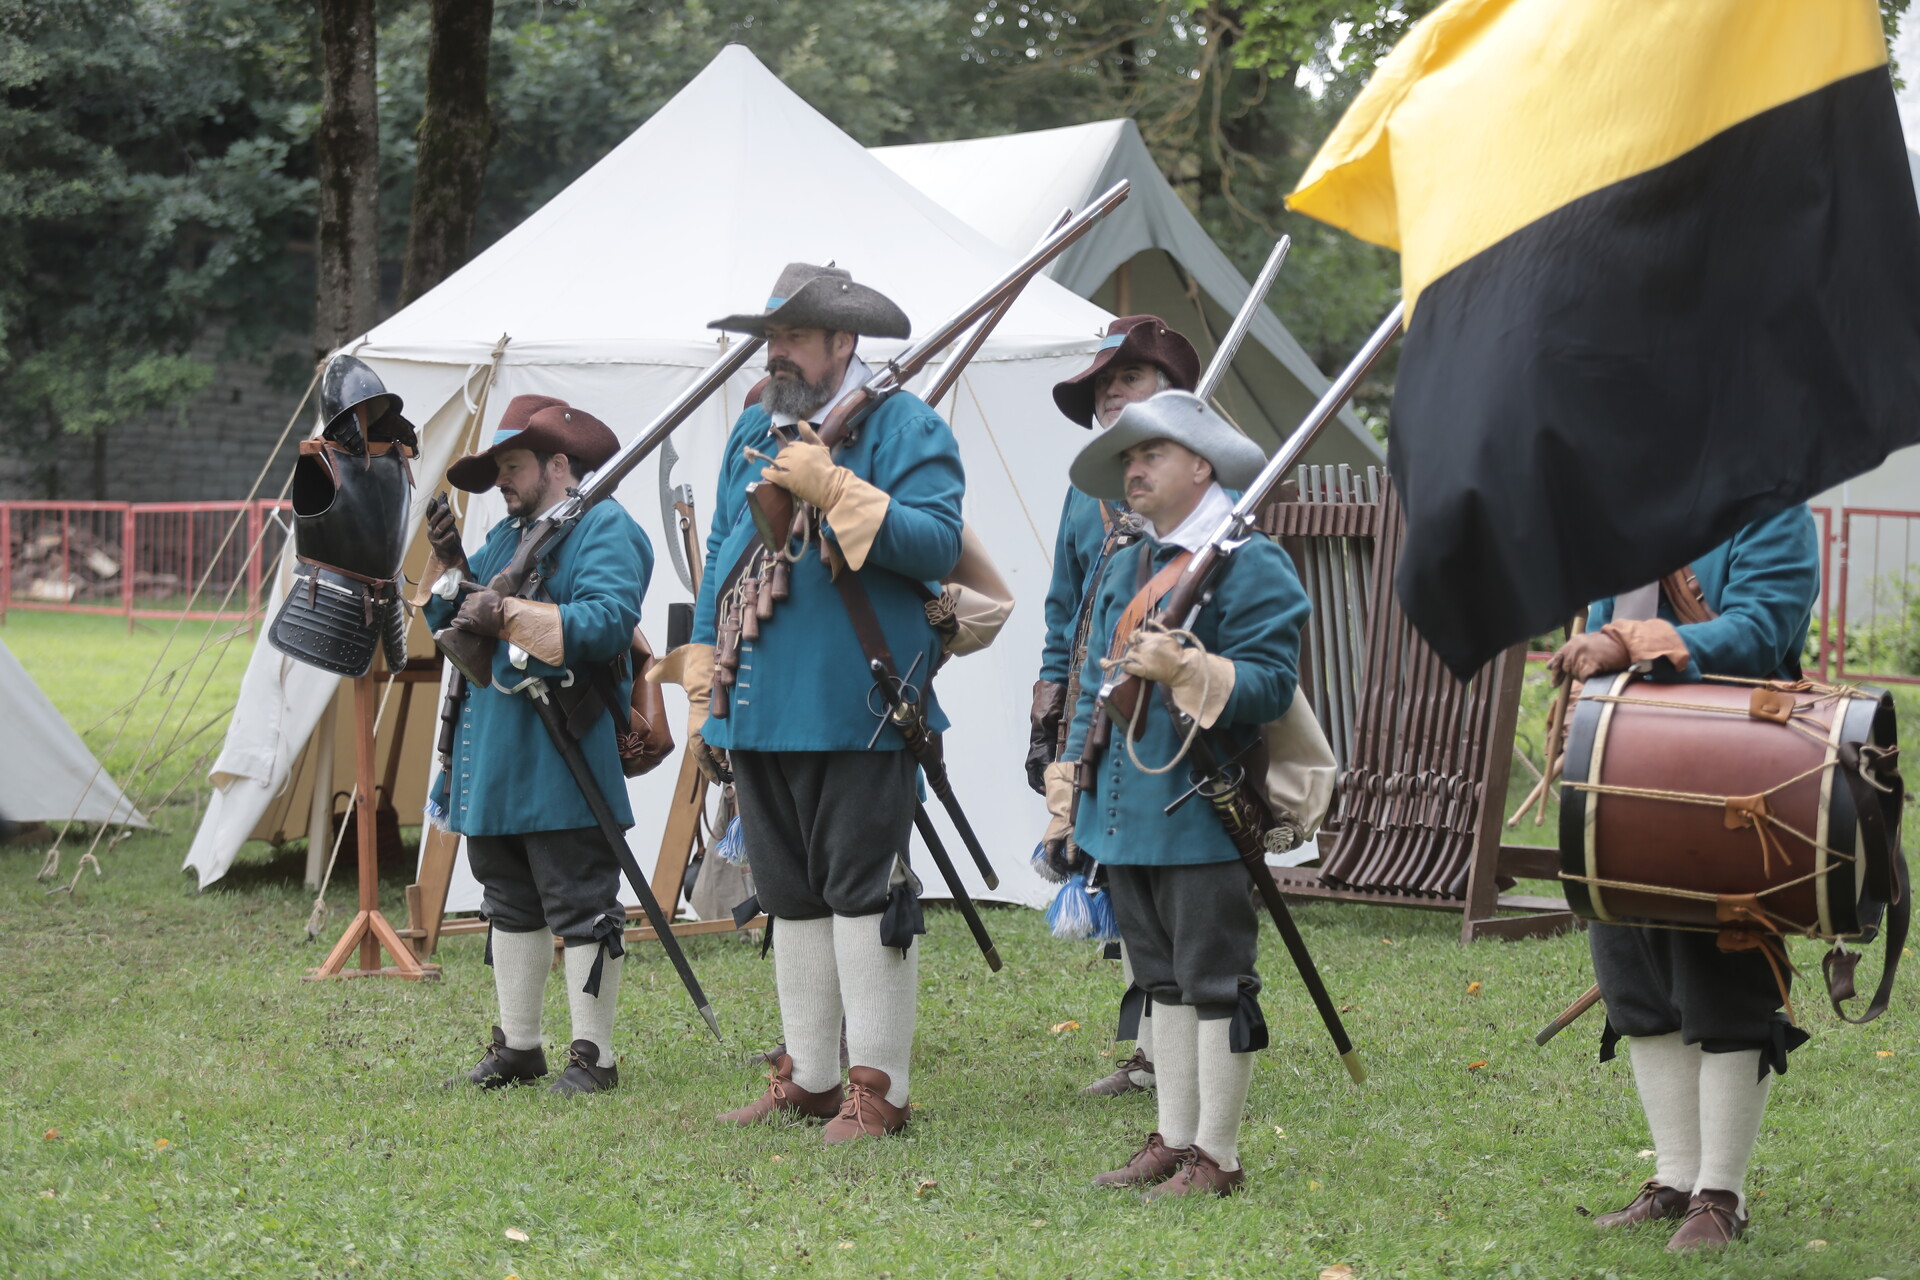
399,0,496,306
313,0,381,362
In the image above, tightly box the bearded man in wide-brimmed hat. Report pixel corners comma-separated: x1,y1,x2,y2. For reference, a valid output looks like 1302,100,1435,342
1029,316,1200,1101
661,263,962,1143
1046,390,1309,1199
421,394,654,1097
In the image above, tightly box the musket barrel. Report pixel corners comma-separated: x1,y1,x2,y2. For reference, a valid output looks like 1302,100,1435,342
1194,236,1290,403
577,334,767,509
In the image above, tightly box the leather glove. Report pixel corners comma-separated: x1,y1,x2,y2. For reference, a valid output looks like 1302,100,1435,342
657,642,729,784
1548,629,1630,683
757,422,850,509
1108,623,1234,729
452,587,507,637
1040,760,1079,877
425,495,468,573
1026,680,1067,795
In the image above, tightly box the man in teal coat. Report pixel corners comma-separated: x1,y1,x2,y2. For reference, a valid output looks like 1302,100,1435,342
1549,505,1819,1252
1049,390,1310,1198
421,396,652,1096
1027,315,1201,1099
673,264,963,1143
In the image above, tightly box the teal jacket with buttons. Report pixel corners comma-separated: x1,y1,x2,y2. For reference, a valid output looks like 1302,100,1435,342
1062,531,1311,866
423,499,652,835
1586,505,1818,681
691,393,965,751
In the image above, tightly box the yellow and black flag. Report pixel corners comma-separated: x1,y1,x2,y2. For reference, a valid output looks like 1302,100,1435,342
1290,0,1920,676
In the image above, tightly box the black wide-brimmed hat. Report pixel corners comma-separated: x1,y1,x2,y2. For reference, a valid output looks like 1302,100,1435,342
708,263,911,339
446,395,619,492
1052,315,1200,429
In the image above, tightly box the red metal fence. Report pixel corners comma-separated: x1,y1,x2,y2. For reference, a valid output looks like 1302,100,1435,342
0,500,291,629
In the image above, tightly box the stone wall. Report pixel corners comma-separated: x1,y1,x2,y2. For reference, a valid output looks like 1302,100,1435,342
0,331,312,502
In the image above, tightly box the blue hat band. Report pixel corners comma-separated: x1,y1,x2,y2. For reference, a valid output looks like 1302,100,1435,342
1097,332,1128,351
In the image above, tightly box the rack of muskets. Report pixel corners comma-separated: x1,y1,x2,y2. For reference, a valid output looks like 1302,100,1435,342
1257,465,1574,942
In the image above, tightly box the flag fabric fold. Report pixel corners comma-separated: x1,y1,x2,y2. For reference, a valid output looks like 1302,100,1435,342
1289,0,1920,676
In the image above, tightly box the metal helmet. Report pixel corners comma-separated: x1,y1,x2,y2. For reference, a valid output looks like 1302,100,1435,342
318,354,417,453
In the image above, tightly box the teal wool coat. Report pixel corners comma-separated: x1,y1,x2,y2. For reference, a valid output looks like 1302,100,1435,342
691,393,965,751
1038,488,1129,685
1586,505,1818,681
1063,532,1311,866
423,500,653,835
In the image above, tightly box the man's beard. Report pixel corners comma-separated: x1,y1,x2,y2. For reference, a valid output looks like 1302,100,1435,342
763,362,842,421
501,474,549,518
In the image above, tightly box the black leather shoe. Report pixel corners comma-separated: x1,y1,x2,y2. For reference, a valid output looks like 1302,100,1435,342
548,1040,618,1096
1593,1180,1690,1229
446,1025,547,1089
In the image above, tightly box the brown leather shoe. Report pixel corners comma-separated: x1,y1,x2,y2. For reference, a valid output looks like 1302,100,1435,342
1667,1189,1748,1253
718,1054,844,1126
1592,1180,1690,1229
1092,1131,1188,1187
821,1066,909,1144
1142,1145,1246,1200
547,1040,618,1097
1082,1049,1156,1097
444,1025,547,1089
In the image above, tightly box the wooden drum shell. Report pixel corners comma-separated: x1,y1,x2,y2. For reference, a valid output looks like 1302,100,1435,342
1558,673,1889,940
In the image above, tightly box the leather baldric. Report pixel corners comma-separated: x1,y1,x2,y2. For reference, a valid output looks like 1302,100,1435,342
1106,549,1193,664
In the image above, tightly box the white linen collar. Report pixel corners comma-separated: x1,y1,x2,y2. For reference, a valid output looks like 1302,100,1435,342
1153,482,1232,554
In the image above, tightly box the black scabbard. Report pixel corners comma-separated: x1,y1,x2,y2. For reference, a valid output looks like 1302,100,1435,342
911,804,1003,972
524,683,722,1041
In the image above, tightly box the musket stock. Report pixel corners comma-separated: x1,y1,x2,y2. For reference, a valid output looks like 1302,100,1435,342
744,181,1131,552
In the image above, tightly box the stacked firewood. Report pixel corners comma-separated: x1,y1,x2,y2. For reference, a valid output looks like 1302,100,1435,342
7,526,128,602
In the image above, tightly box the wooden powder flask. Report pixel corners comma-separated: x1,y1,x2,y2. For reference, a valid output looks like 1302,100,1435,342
1558,672,1903,942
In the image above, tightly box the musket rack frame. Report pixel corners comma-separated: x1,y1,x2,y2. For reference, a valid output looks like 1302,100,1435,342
1259,466,1574,942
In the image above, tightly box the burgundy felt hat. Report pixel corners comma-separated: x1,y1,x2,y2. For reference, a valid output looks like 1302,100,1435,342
1051,315,1201,429
446,395,619,492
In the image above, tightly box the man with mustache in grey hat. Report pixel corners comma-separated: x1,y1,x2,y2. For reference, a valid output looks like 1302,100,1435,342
1030,316,1201,1101
668,263,963,1143
1044,389,1310,1198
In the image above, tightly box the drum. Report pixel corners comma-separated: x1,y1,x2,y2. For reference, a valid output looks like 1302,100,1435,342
1558,673,1903,941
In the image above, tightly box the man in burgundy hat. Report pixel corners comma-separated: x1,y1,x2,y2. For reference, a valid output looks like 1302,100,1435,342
420,394,654,1097
1028,315,1201,1099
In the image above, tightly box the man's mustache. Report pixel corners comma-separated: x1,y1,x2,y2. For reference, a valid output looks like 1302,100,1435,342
767,358,803,377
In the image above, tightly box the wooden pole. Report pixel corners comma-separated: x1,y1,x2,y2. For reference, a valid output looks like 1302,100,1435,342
308,672,439,981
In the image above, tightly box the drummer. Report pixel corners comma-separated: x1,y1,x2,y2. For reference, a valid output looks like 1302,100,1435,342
1548,505,1819,1253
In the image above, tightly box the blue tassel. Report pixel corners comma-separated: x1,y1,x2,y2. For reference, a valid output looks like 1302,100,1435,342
423,797,449,830
1030,840,1066,885
714,815,747,866
1045,872,1097,940
1086,879,1119,943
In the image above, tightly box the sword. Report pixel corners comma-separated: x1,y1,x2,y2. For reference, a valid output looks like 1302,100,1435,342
659,437,695,594
523,677,722,1041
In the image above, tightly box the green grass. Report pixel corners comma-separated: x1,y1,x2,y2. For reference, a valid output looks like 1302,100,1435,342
1,610,254,822
0,833,1914,1278
1,617,1915,1278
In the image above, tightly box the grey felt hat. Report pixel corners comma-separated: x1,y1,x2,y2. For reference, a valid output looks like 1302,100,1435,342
708,263,911,339
1068,390,1268,500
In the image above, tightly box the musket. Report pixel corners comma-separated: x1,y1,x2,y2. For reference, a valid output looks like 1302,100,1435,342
1086,302,1404,747
523,675,722,1040
1196,236,1290,403
918,207,1074,411
434,333,766,686
743,180,1132,552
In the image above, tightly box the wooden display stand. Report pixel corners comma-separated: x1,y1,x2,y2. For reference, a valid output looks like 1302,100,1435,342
308,672,441,980
1260,467,1577,943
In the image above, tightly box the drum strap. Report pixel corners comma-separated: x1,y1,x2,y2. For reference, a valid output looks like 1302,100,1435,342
1825,740,1908,1025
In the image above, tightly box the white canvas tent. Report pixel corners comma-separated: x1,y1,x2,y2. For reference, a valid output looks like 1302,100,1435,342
188,45,1150,910
0,637,148,829
873,120,1383,468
